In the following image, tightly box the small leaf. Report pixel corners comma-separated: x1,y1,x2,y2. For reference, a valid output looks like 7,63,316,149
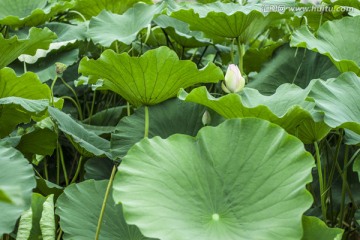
302,216,343,240
48,107,111,158
17,208,33,240
88,3,163,47
308,72,360,134
40,195,55,240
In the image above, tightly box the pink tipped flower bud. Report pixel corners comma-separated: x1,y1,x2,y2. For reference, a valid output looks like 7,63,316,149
222,64,245,93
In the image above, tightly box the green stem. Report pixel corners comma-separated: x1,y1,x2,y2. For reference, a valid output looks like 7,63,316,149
230,38,235,64
50,76,58,106
339,145,349,227
56,145,60,185
70,156,84,184
59,144,69,186
56,229,63,240
89,90,97,124
61,96,84,120
23,62,27,73
44,159,49,180
144,105,149,138
94,165,117,240
127,102,131,116
314,141,327,220
236,37,247,83
60,78,83,120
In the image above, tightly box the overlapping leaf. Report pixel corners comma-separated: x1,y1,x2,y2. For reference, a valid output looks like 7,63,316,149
179,84,330,143
170,2,290,42
248,45,340,94
113,118,314,240
0,27,57,69
0,68,51,138
111,98,223,158
56,180,154,240
153,15,211,48
308,72,360,134
48,107,111,158
71,0,152,19
0,0,73,27
291,16,360,75
302,216,343,240
79,46,223,107
0,144,36,235
87,3,163,47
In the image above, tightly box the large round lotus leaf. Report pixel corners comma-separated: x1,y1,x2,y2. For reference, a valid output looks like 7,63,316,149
170,2,290,42
0,0,73,27
56,180,154,240
79,46,223,107
0,27,56,69
113,118,314,240
72,0,152,19
111,98,224,159
88,3,163,47
0,144,36,235
248,45,340,95
290,16,360,75
0,68,51,138
179,85,330,143
308,72,360,134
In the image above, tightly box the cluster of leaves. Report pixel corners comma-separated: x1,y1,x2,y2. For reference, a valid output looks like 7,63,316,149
1,0,360,239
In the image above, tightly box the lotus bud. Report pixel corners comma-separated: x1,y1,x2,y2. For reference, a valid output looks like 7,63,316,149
55,62,67,76
222,64,245,93
202,110,211,126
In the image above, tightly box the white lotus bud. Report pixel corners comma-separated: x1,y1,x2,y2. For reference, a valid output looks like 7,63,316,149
202,110,211,126
222,64,245,93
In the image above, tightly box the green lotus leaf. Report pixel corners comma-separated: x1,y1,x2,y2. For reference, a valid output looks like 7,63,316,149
17,208,32,240
179,85,330,143
84,157,114,180
56,180,155,240
302,216,343,240
40,194,55,240
72,0,152,19
0,27,57,69
344,130,360,146
35,178,63,199
0,68,51,138
79,46,223,107
248,45,340,95
87,3,163,47
308,72,360,134
0,144,36,235
82,106,128,126
48,107,111,158
290,16,360,75
111,98,224,159
153,15,211,48
16,124,57,157
113,118,314,240
0,0,73,27
170,2,290,42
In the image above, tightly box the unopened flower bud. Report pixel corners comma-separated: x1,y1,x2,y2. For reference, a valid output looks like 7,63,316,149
55,62,67,76
202,110,211,126
222,64,245,93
